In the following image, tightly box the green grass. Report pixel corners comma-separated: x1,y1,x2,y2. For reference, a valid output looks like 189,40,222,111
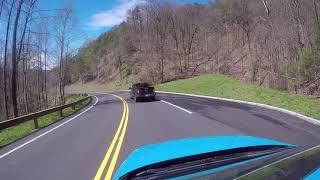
65,94,86,103
0,97,91,147
156,74,320,120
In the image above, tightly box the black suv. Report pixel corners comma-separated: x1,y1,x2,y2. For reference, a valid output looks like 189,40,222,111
129,83,156,102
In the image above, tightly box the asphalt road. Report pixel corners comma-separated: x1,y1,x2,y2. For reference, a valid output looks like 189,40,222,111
0,92,320,180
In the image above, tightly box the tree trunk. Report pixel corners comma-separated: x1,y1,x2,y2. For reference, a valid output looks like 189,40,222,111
314,0,320,31
37,46,41,110
11,0,24,117
160,44,164,83
59,38,65,105
118,54,122,80
44,50,48,108
23,26,32,114
3,0,15,119
22,52,29,113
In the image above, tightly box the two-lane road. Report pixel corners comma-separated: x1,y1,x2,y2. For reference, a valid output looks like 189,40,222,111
1,92,320,180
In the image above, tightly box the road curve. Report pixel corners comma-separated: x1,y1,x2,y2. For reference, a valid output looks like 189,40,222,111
0,92,319,180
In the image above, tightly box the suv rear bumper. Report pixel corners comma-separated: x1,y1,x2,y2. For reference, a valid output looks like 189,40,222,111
136,93,156,98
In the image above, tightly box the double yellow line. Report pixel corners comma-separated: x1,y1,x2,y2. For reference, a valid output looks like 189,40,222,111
94,95,129,180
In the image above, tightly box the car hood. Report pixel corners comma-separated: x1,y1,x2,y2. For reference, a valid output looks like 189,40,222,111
114,136,292,179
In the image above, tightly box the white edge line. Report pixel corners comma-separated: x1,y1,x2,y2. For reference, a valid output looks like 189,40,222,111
0,95,99,159
153,91,320,127
161,100,193,114
233,144,320,180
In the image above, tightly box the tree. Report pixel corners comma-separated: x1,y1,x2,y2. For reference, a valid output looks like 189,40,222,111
3,0,15,119
18,0,37,113
54,4,77,105
11,0,24,117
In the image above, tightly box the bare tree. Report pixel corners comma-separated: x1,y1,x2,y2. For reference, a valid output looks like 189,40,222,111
3,0,15,119
0,0,82,119
11,0,24,117
54,5,77,105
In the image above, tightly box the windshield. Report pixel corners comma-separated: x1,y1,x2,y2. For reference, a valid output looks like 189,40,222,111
237,146,320,180
0,0,319,180
134,83,150,88
125,145,291,179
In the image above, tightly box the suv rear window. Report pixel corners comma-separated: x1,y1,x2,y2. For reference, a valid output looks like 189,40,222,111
134,83,150,87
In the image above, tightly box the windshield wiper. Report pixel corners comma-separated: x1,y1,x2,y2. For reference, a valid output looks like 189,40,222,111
124,145,291,180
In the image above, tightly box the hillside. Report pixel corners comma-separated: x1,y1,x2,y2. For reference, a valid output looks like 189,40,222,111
68,0,320,96
157,74,320,120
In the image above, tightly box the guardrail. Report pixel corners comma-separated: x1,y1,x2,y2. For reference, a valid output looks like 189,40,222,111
0,95,91,131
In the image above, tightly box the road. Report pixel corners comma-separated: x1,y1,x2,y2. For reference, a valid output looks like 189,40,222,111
0,92,320,180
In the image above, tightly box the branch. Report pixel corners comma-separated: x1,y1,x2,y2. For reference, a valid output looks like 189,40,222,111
27,15,57,23
31,8,63,14
28,31,59,38
21,43,43,51
233,54,247,65
262,0,270,16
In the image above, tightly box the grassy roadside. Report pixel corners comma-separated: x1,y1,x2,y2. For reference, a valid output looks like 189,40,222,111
65,94,87,103
0,96,91,147
156,74,320,120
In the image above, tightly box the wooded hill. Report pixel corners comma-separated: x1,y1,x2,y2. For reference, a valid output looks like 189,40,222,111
0,0,79,121
70,0,320,96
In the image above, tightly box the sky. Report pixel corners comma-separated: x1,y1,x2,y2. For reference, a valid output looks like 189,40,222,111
39,0,209,44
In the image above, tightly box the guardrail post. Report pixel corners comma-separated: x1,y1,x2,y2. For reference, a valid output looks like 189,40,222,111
59,109,63,117
33,118,39,129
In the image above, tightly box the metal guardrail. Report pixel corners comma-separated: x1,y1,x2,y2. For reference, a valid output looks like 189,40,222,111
0,95,91,131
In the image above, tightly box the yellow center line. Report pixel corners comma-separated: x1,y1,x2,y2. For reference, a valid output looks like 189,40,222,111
104,100,129,180
94,95,129,180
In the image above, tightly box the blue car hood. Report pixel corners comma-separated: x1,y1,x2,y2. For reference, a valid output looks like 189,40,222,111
114,136,291,179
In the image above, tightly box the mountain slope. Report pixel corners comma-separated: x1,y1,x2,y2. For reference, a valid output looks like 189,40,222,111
68,0,320,96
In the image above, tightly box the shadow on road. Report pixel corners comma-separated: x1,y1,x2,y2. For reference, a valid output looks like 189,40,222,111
128,98,161,103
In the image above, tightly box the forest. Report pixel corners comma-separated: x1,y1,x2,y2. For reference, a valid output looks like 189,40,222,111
0,0,80,121
1,0,320,121
72,0,320,97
